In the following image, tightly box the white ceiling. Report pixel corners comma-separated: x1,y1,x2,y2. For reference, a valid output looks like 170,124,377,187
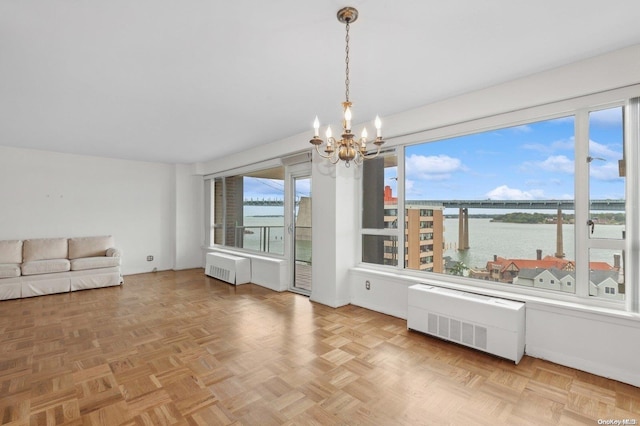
2,1,640,164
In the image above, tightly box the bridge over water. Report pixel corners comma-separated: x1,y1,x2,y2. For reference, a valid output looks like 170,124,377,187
402,199,624,253
404,199,625,211
244,199,625,211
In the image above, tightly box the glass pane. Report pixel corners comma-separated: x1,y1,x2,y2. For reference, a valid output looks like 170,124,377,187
589,248,625,301
362,235,398,267
294,177,312,292
404,116,576,293
221,167,286,255
362,154,398,229
213,177,224,245
588,107,625,240
221,175,244,249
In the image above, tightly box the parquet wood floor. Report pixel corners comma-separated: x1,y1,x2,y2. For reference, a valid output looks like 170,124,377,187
1,269,639,425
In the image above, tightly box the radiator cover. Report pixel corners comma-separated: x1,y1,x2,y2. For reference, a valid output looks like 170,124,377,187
205,253,251,285
408,284,525,363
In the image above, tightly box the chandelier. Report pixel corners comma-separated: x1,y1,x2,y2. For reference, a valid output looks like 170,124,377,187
310,6,384,167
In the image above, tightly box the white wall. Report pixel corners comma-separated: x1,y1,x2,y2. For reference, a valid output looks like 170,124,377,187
309,159,358,307
174,163,204,270
350,268,413,319
526,303,640,387
0,146,179,275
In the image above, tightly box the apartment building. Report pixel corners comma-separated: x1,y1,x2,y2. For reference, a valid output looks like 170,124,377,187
383,186,444,272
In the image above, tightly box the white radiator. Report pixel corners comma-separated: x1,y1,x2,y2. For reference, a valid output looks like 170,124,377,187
205,253,251,285
408,284,525,363
249,255,288,291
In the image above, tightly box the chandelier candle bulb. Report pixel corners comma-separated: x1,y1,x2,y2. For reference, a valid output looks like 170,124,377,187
313,116,320,137
344,106,352,130
375,116,382,137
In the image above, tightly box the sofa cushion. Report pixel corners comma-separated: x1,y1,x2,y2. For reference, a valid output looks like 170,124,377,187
21,259,70,276
69,236,114,259
23,238,68,262
70,256,120,271
0,240,23,264
0,263,21,278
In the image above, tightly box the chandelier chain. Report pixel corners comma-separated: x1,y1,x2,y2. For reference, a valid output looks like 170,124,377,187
345,21,350,102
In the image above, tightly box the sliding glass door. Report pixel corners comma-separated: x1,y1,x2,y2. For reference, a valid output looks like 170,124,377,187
287,166,311,294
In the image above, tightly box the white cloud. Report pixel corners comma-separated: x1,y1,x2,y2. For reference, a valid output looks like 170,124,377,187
405,154,462,180
510,125,532,133
522,137,574,153
539,155,574,173
485,185,544,200
589,140,621,159
590,162,623,181
404,179,419,198
552,139,575,151
520,155,574,174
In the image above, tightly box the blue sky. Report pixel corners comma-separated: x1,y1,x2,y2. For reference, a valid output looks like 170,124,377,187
243,177,285,200
401,107,624,202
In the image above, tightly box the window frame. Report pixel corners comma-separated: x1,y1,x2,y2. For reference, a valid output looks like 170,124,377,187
358,86,640,313
204,159,287,258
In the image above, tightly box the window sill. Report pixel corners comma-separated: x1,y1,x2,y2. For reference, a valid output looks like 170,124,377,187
202,245,286,261
352,264,640,324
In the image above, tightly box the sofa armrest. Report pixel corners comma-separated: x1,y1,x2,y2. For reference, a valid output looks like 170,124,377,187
106,248,122,258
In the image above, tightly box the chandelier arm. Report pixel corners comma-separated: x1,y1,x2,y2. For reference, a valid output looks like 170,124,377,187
314,143,334,159
361,144,383,160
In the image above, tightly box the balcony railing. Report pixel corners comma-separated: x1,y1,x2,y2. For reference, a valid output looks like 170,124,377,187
235,225,284,254
231,225,312,263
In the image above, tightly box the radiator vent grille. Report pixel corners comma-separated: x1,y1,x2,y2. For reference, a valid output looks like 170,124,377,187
205,253,251,285
208,265,230,282
427,313,488,350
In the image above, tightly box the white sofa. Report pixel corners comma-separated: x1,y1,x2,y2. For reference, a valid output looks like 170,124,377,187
0,235,122,300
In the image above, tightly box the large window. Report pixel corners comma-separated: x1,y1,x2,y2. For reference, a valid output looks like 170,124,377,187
404,115,579,291
209,166,285,255
362,100,634,306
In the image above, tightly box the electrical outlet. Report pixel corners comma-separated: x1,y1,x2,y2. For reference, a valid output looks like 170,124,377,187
147,255,154,261
365,280,371,290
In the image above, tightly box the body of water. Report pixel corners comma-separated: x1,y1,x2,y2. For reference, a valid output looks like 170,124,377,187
444,218,624,269
242,214,285,255
241,208,624,270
